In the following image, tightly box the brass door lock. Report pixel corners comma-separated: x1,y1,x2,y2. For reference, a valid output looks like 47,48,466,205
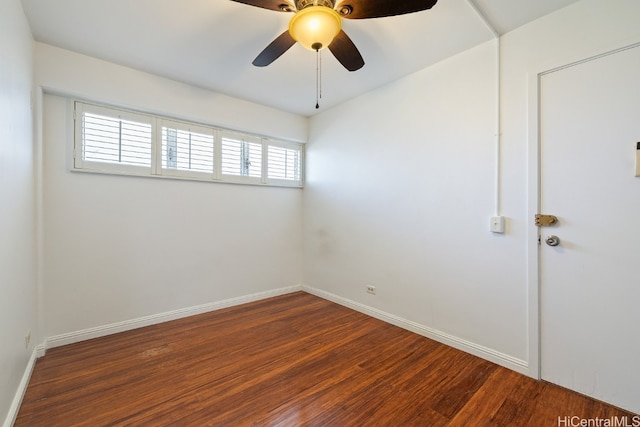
535,214,558,227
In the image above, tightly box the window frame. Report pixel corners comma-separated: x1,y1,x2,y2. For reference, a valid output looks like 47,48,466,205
72,101,304,188
264,139,305,187
220,130,264,186
74,102,155,176
158,118,218,181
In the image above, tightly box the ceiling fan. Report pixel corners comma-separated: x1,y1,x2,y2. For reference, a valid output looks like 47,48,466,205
230,0,439,72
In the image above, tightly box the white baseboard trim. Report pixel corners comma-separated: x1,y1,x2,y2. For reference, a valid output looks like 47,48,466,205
3,345,45,427
45,285,303,350
302,285,529,376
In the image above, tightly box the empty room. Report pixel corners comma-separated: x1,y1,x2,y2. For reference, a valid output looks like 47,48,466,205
2,0,640,425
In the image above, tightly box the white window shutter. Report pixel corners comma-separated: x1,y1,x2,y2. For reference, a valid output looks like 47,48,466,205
160,120,215,178
221,132,262,180
73,101,303,187
82,113,152,167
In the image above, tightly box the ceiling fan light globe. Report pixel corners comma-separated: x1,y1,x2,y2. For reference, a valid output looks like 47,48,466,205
288,6,342,51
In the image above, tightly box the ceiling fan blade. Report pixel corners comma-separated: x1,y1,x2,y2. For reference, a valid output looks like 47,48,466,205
336,0,438,19
252,31,297,67
328,30,364,72
229,0,294,13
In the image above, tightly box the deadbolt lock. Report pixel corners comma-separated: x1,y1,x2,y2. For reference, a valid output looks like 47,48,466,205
535,214,558,227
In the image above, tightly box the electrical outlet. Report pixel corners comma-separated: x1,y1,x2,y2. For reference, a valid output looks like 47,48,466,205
366,285,376,295
25,330,31,349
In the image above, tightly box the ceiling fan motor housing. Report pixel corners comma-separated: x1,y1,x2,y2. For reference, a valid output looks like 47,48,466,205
288,4,342,51
295,0,334,10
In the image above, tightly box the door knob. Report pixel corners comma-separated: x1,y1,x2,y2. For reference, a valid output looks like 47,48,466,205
545,235,560,246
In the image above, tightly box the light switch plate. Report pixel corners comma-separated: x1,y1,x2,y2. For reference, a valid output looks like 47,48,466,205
635,142,640,177
490,216,505,233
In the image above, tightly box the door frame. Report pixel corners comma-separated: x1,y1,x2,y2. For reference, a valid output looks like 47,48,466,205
526,40,640,380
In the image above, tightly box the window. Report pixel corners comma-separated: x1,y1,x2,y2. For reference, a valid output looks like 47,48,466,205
73,101,304,187
161,120,215,179
83,113,152,166
267,142,302,183
221,132,262,183
75,103,153,174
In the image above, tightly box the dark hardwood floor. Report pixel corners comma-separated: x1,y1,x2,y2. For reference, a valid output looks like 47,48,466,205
16,292,637,426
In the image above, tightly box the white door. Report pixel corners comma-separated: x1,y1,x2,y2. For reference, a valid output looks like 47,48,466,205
539,44,640,414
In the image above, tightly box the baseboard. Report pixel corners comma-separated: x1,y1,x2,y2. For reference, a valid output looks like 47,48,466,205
3,344,45,427
302,285,529,376
45,285,303,350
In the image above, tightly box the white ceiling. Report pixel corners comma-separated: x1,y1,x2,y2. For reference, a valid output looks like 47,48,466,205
21,0,581,117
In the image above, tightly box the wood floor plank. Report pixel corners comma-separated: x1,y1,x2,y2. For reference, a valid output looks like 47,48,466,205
448,366,527,426
15,292,638,426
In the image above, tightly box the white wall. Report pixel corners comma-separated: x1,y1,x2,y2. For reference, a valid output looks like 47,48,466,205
36,44,308,143
0,0,36,423
304,40,526,367
37,45,307,339
303,0,640,375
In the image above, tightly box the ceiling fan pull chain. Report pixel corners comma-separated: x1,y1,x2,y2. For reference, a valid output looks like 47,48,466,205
319,49,323,101
315,47,321,109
